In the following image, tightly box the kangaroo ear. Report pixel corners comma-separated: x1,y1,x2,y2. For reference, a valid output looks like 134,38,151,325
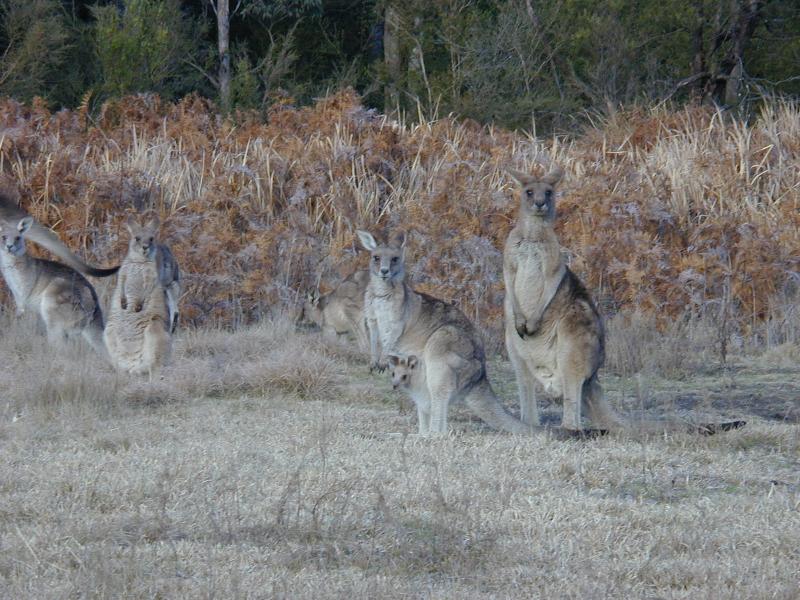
356,230,377,251
407,355,418,369
17,216,33,234
145,213,160,232
125,214,138,233
542,166,564,186
391,230,406,249
508,168,534,186
387,354,401,367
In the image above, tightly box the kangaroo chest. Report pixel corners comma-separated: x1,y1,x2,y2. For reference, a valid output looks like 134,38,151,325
0,254,34,307
122,261,159,296
370,290,406,353
510,240,559,313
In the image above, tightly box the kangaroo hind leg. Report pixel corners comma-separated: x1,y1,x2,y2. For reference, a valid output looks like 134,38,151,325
165,281,181,334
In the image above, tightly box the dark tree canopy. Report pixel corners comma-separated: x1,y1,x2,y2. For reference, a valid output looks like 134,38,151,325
0,0,798,130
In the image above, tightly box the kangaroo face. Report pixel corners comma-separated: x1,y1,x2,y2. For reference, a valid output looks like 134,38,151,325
356,230,406,284
388,354,418,390
508,167,563,221
126,214,159,260
0,217,32,257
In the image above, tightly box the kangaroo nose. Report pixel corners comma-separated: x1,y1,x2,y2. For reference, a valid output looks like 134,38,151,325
535,199,547,208
380,267,389,275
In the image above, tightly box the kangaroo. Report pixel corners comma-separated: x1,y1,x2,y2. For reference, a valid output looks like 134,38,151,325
389,354,420,392
0,217,108,358
104,214,174,378
0,193,119,278
119,213,181,333
504,166,745,435
357,229,600,436
299,270,369,352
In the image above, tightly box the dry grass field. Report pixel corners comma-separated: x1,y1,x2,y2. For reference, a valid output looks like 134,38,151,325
1,312,798,599
1,92,799,597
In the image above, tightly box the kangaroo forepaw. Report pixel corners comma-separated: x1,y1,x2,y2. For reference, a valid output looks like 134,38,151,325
120,297,128,310
525,320,542,337
514,315,527,338
134,302,143,312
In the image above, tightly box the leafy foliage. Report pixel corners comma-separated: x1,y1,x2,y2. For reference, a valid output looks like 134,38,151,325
0,0,71,103
92,0,202,98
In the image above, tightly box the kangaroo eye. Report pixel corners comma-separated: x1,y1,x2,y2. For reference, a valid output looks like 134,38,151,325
402,374,408,381
373,255,380,263
148,237,154,243
526,189,533,197
545,190,553,201
135,236,141,242
391,257,398,264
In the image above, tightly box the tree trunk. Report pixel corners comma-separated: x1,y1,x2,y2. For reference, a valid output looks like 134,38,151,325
383,4,402,110
691,0,708,99
217,0,231,113
711,0,764,106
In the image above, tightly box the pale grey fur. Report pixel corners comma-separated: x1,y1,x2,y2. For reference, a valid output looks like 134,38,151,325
0,193,119,278
0,217,108,359
104,214,175,379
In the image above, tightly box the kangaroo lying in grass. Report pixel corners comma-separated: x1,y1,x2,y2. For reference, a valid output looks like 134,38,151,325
504,165,745,435
299,269,369,353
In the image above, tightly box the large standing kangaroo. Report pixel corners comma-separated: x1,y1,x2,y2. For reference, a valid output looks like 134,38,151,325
504,166,745,434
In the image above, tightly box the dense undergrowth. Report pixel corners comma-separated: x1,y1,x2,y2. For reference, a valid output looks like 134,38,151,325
0,90,797,345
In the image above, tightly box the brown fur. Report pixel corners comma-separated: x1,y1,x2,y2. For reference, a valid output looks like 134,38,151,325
120,213,181,333
358,229,568,435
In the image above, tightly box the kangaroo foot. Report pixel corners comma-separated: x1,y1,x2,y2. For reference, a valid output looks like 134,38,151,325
697,420,747,435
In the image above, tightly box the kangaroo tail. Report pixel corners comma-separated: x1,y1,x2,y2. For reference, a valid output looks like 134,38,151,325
584,377,628,430
28,222,119,277
464,379,540,435
585,377,746,435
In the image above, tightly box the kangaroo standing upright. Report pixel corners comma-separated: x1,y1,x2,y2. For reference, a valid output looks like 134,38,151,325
503,166,745,434
0,217,108,358
119,213,181,333
358,229,549,436
104,213,176,379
